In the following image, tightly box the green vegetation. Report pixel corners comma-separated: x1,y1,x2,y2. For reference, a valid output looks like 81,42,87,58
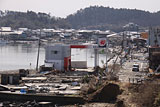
0,10,70,29
66,6,160,31
1,6,160,31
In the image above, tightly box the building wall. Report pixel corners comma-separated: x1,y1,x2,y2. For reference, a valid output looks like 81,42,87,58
71,61,87,69
149,47,160,71
45,60,64,71
45,45,63,60
45,44,71,71
149,28,160,46
45,44,70,61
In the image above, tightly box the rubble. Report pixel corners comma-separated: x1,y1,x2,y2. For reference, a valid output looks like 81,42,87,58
0,101,53,107
87,82,120,102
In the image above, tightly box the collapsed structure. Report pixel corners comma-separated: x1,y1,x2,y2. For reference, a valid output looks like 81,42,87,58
149,28,160,72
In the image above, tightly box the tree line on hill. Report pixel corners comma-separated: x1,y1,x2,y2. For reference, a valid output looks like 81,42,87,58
1,6,160,31
66,6,160,31
0,10,70,29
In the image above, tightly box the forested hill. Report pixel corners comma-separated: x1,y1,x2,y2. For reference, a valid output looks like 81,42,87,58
66,6,160,31
0,10,70,29
1,7,160,31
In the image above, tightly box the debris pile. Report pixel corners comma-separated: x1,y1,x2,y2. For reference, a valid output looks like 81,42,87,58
0,101,53,107
87,82,120,102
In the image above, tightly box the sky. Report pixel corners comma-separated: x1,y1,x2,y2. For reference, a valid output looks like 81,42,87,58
0,0,160,18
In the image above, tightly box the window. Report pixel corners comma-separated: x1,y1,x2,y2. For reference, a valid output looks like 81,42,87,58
51,50,58,54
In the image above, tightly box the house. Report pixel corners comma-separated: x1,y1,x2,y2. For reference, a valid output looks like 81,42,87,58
0,27,13,35
1,27,11,32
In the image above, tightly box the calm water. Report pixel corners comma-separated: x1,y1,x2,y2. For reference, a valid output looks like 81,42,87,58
0,44,45,71
0,44,107,71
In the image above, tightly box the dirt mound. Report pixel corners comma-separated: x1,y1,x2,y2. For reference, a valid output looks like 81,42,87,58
81,76,101,95
87,82,120,102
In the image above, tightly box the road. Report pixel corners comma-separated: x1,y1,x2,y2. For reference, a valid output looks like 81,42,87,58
117,53,148,83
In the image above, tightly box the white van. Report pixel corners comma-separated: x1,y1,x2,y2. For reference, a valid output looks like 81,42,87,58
132,64,139,72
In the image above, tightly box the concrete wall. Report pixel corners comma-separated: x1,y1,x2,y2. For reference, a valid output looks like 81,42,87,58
45,44,71,71
45,44,70,60
45,45,63,60
71,61,87,69
45,60,64,71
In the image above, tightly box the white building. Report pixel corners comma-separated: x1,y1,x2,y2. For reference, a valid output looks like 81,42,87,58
0,27,13,35
1,27,11,31
18,28,28,31
45,44,71,71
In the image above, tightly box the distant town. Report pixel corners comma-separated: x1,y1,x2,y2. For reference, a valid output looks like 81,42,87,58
0,22,146,45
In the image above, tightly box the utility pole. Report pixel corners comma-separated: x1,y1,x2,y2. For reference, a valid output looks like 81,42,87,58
105,37,108,72
122,31,124,51
94,48,98,67
0,30,1,37
148,27,151,55
36,30,41,71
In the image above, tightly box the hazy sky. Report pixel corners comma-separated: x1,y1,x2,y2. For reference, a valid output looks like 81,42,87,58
0,0,160,18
